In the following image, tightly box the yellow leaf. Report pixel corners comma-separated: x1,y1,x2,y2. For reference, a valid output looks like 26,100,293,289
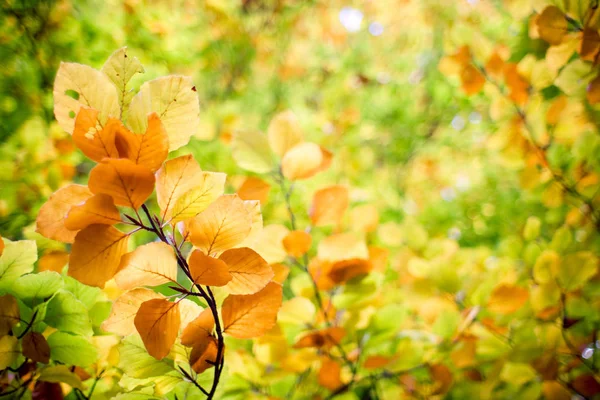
134,298,180,360
310,185,349,227
72,107,120,162
221,247,274,295
53,62,120,135
102,288,162,336
350,204,379,233
319,358,343,391
249,224,289,264
267,110,304,157
181,308,214,347
231,130,274,173
0,335,19,370
187,195,252,255
283,230,312,257
115,113,169,173
237,176,271,205
533,250,560,284
64,194,121,231
487,284,529,314
36,184,92,243
156,155,203,221
169,171,226,223
128,75,199,151
101,47,145,113
188,250,232,286
114,242,178,290
278,297,315,325
88,158,155,209
236,200,263,248
69,225,129,288
281,142,323,180
0,294,19,336
222,281,283,339
537,6,568,45
317,232,369,262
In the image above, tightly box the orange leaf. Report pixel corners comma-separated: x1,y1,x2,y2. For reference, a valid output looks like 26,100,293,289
587,75,600,104
114,242,178,290
310,185,349,227
222,281,283,339
283,230,312,257
487,284,529,315
237,176,271,205
36,185,92,243
220,247,273,295
115,113,168,172
485,52,505,80
38,251,69,273
190,335,220,374
156,155,203,221
72,107,120,162
319,358,343,391
460,64,485,96
281,142,324,180
102,288,162,336
134,298,180,360
504,63,529,105
293,327,346,349
68,225,129,288
364,355,392,369
537,6,568,45
580,28,600,61
88,158,155,209
64,194,121,231
328,258,372,284
187,195,252,255
430,364,453,395
22,332,50,364
188,250,232,287
271,263,290,284
181,308,214,347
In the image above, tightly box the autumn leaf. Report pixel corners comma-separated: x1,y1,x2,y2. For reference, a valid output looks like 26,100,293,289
460,64,485,96
36,185,92,243
68,224,129,288
327,258,372,284
237,176,271,205
537,6,568,45
38,251,69,273
88,158,155,209
187,194,252,255
293,326,346,349
281,142,324,180
487,284,529,314
64,194,121,231
220,247,274,295
114,242,178,290
127,75,199,151
156,154,203,220
0,294,20,335
102,288,162,336
188,250,232,286
22,332,50,364
190,335,220,374
102,46,145,113
580,28,600,61
134,298,180,360
310,185,349,227
283,230,312,257
181,308,214,347
168,171,226,223
222,281,283,339
114,113,169,172
72,107,120,162
53,62,120,135
231,130,274,173
267,110,303,157
319,358,343,391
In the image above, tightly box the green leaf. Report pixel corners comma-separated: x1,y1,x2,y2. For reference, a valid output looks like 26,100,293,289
231,130,274,173
0,335,20,370
64,276,104,308
11,271,64,306
118,335,174,379
45,290,92,336
89,301,113,327
38,365,84,390
47,331,98,367
0,239,37,292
